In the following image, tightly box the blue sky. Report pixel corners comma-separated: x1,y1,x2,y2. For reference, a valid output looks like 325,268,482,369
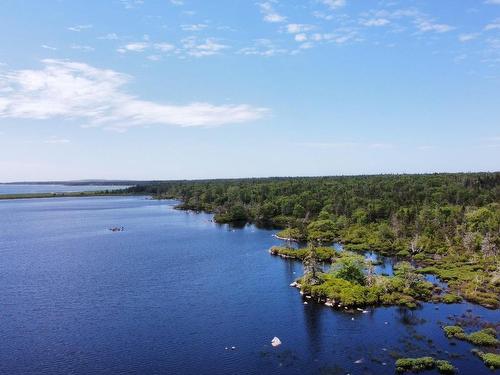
0,0,499,181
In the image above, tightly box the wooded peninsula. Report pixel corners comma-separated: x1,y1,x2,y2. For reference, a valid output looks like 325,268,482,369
127,173,500,311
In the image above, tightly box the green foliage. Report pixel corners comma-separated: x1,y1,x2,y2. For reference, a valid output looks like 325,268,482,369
331,253,366,285
467,329,499,346
300,255,433,308
435,360,456,374
472,350,500,369
395,357,435,372
443,326,465,338
442,294,462,304
307,219,337,243
275,227,306,241
269,246,336,262
443,326,499,346
395,357,455,373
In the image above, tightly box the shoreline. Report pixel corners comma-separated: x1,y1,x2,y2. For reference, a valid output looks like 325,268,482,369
0,192,141,200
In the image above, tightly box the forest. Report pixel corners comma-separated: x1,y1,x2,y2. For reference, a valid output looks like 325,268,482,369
126,173,500,308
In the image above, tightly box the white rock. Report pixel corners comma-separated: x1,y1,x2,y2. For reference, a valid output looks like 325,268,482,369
271,337,282,347
289,282,297,287
303,301,308,305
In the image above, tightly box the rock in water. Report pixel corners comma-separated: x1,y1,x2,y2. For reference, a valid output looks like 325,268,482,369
271,337,282,347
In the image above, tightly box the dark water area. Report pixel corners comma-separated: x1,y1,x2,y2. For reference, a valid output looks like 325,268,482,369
0,196,498,374
0,184,129,194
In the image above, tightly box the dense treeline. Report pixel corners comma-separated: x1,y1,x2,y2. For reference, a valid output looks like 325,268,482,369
127,173,500,307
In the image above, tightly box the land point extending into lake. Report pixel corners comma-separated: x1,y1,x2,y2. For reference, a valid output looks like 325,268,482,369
1,173,499,374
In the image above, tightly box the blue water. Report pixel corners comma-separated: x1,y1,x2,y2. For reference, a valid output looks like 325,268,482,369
0,184,129,194
0,196,498,374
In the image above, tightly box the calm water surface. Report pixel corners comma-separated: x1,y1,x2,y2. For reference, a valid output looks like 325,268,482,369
0,184,129,194
0,196,498,374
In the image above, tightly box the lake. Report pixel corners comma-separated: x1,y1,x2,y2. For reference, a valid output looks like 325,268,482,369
0,184,130,195
0,195,497,374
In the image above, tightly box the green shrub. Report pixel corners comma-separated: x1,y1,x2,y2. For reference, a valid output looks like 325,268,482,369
395,357,455,373
435,360,456,374
395,357,435,372
467,329,499,346
443,325,465,338
442,294,462,304
473,350,500,369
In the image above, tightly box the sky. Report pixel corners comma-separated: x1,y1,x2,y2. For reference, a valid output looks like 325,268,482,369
0,0,499,181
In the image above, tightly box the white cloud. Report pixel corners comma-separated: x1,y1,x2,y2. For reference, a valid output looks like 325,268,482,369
320,0,346,10
70,44,95,52
286,24,314,34
153,43,175,52
170,0,184,5
44,136,71,144
238,39,287,57
41,44,57,50
458,33,480,42
98,33,119,40
361,18,390,27
258,2,286,23
117,41,176,54
117,42,150,53
0,59,268,130
414,18,454,33
67,24,93,32
485,0,500,4
120,0,144,9
485,18,500,30
312,11,334,21
181,24,208,32
181,37,228,57
295,33,308,42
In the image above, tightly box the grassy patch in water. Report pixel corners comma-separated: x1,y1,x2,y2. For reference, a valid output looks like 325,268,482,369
395,357,455,373
443,326,499,346
472,350,500,370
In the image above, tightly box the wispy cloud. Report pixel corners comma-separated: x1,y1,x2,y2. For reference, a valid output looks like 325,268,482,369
181,23,208,32
286,24,314,34
41,44,57,50
0,59,268,130
120,0,144,9
360,18,390,27
98,33,119,40
320,0,346,10
459,33,480,42
258,2,286,23
238,39,287,56
414,18,454,33
117,42,150,53
485,18,500,30
70,44,95,52
181,37,228,57
67,24,93,32
298,141,393,149
44,136,71,144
